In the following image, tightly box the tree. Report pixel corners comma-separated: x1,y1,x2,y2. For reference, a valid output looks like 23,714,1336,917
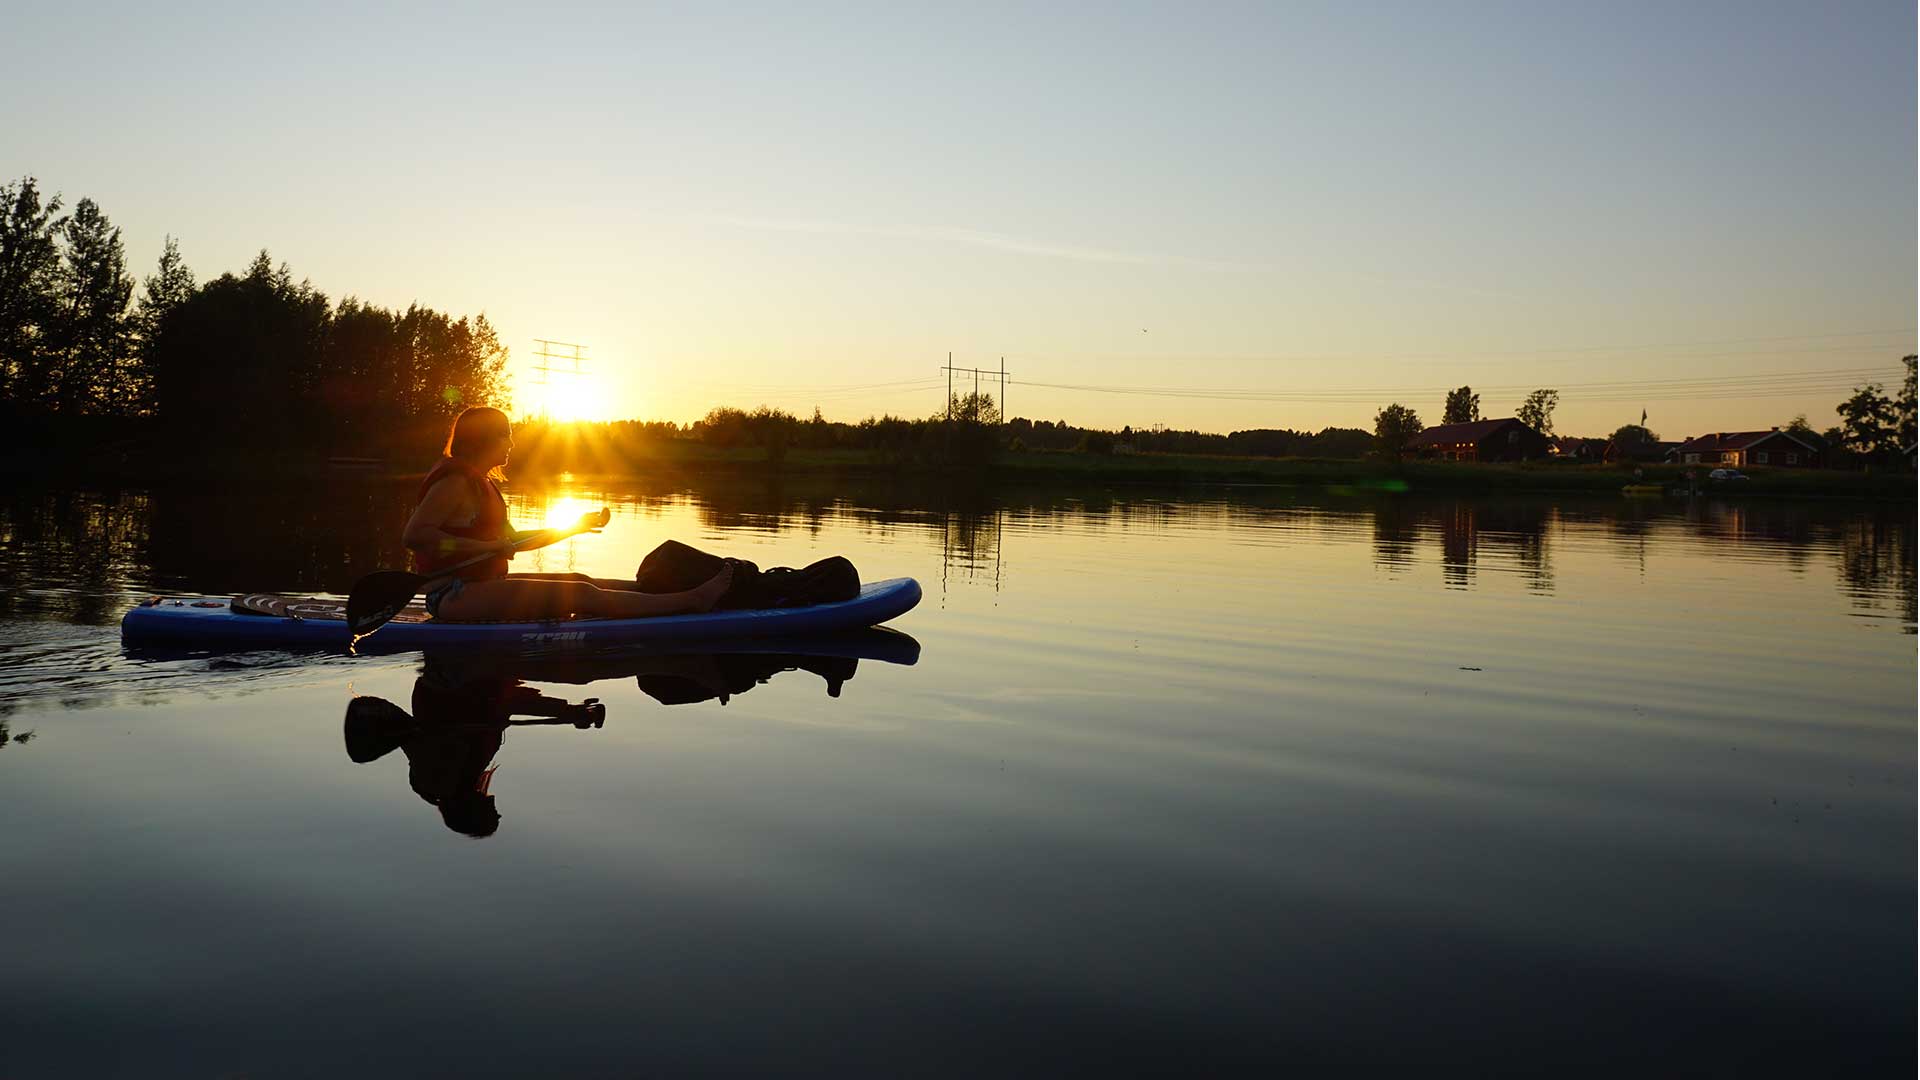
1782,413,1822,449
0,177,67,406
49,198,134,413
1442,385,1480,424
1836,382,1898,459
1898,354,1916,450
1517,389,1558,437
131,236,196,414
1374,403,1423,459
1610,423,1658,449
150,249,330,439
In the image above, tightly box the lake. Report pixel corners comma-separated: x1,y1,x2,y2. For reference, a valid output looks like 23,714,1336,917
1,476,1912,1075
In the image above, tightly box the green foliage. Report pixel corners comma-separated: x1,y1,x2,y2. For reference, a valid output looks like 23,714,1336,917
1443,385,1480,424
1374,402,1423,459
1517,388,1558,437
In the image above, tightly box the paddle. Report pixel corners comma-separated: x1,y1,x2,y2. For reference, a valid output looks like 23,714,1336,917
344,694,606,762
346,509,610,642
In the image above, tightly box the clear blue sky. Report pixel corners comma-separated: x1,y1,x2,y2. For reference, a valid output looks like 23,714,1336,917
5,0,1912,436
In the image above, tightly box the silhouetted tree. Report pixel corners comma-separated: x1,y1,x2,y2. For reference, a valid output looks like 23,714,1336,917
131,236,195,415
1783,414,1819,443
1443,385,1480,424
697,406,751,447
746,405,799,463
1609,423,1658,448
1374,403,1423,459
943,391,1001,463
150,250,331,442
0,177,67,407
48,198,134,413
1898,354,1916,450
1836,381,1898,459
1517,389,1558,437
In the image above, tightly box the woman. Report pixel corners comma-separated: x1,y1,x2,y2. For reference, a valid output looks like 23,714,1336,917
403,406,730,621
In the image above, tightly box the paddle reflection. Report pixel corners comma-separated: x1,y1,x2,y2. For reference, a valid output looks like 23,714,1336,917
342,629,920,837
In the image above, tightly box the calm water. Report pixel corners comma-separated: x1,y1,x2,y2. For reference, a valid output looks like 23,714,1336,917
1,477,1913,1075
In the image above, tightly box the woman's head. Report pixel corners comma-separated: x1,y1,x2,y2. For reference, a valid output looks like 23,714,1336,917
444,406,512,476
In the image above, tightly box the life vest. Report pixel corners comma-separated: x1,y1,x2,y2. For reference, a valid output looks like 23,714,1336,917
411,457,509,580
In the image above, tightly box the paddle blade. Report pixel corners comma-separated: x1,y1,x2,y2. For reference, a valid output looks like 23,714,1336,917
346,569,426,638
344,695,416,762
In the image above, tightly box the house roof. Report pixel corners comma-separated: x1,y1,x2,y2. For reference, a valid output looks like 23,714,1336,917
1673,429,1820,454
1406,418,1537,448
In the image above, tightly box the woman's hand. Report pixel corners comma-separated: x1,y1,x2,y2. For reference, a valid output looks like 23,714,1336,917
493,537,521,558
577,508,611,532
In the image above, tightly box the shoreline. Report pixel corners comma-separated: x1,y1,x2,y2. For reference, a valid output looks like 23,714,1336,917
7,444,1912,501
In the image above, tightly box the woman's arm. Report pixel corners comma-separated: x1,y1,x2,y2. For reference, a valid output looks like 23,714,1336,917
507,509,611,552
403,477,517,562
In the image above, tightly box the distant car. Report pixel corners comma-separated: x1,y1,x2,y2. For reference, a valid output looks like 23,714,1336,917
1709,468,1750,482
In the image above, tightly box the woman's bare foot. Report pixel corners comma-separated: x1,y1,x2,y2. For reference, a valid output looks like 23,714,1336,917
686,562,734,613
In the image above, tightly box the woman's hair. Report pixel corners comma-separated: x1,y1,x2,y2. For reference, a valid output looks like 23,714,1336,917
443,406,511,480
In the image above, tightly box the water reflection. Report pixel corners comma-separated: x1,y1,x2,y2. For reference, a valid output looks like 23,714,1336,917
1839,516,1918,627
344,630,920,837
1,478,1913,637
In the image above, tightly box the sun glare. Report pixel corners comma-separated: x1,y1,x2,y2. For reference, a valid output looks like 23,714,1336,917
540,495,602,531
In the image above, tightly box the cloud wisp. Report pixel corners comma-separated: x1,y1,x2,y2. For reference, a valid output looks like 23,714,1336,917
701,215,1264,272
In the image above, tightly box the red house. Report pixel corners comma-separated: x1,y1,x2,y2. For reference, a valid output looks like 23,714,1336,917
1669,429,1822,468
1406,418,1550,462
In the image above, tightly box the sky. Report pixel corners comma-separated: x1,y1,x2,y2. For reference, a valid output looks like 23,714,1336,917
4,0,1914,438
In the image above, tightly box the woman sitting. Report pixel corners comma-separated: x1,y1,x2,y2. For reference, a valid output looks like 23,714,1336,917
403,406,730,621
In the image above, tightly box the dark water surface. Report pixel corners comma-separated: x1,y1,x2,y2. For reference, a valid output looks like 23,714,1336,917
1,477,1913,1076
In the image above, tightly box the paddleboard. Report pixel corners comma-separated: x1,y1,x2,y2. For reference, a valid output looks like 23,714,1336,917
121,577,922,651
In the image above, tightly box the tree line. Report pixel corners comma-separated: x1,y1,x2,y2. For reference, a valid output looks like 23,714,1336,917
1371,366,1916,464
505,390,1376,474
0,177,510,458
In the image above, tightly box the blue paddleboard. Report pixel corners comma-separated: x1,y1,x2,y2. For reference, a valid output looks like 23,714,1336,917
121,577,922,651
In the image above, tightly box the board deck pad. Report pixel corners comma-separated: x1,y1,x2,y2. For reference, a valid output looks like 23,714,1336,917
232,593,433,623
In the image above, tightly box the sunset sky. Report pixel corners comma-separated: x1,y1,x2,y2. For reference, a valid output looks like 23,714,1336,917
4,1,1913,438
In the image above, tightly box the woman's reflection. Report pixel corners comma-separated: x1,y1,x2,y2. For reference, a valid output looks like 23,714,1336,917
343,630,918,837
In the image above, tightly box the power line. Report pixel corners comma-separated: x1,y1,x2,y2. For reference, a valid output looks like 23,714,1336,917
1011,366,1895,398
1005,366,1899,403
1021,328,1915,365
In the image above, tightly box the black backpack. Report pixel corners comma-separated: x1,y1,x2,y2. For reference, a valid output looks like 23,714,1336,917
635,540,860,610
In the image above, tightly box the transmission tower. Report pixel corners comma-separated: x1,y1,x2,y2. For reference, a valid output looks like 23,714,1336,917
530,339,589,419
940,354,1009,421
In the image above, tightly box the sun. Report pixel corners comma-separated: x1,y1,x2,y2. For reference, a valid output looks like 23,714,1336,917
539,377,607,422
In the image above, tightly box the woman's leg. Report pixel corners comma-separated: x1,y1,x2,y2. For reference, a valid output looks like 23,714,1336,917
438,565,732,622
